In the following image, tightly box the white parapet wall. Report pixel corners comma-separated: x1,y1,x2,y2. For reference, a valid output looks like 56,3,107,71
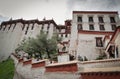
12,53,120,79
78,58,120,72
11,54,81,79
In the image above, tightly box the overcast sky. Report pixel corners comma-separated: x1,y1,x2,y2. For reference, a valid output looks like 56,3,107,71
0,0,120,24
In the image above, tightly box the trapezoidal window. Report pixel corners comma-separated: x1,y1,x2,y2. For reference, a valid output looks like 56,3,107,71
89,24,94,30
98,16,104,23
88,16,94,23
65,34,68,37
99,25,105,31
110,17,116,23
77,16,82,22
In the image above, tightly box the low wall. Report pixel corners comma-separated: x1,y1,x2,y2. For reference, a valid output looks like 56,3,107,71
11,54,120,79
78,58,120,72
46,61,78,72
81,72,120,79
11,54,79,79
45,72,80,79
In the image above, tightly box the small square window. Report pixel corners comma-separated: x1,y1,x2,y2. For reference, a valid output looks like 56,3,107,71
89,17,94,22
77,16,82,22
99,25,105,30
110,17,116,23
89,24,94,30
98,16,104,23
96,37,103,47
65,34,68,37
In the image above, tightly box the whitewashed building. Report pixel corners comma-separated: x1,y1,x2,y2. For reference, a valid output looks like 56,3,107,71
0,19,58,61
0,11,120,62
69,11,120,60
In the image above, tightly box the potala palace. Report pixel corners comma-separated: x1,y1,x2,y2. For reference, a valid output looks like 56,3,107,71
1,11,120,79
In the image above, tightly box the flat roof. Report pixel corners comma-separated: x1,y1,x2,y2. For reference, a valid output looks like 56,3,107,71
73,11,118,14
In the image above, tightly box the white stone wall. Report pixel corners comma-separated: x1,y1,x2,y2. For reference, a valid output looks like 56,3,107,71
77,34,105,60
0,23,23,61
78,58,120,72
58,54,69,63
32,67,45,79
0,20,57,61
45,72,80,79
69,12,119,60
11,54,80,79
69,14,78,53
73,13,119,31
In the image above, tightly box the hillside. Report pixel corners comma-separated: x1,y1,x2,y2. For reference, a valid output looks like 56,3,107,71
0,58,15,79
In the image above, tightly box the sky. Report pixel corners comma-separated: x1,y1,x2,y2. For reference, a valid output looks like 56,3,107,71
0,0,120,24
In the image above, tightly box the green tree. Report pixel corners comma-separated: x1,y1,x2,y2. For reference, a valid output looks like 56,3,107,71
15,32,60,60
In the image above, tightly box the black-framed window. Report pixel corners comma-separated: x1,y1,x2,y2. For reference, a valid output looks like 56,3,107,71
77,16,82,22
89,16,93,22
111,24,116,30
65,34,68,37
96,37,103,47
77,24,83,30
110,17,116,23
89,24,94,30
98,16,104,23
31,23,34,30
99,25,105,30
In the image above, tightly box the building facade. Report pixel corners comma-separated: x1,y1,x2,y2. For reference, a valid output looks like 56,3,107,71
0,11,120,61
0,19,59,61
69,11,120,60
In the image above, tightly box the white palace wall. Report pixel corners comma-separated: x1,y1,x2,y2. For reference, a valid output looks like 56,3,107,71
77,34,105,60
0,23,23,61
0,19,57,61
69,11,119,60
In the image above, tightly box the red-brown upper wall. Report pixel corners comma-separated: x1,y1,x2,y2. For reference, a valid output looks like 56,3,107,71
73,11,118,14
